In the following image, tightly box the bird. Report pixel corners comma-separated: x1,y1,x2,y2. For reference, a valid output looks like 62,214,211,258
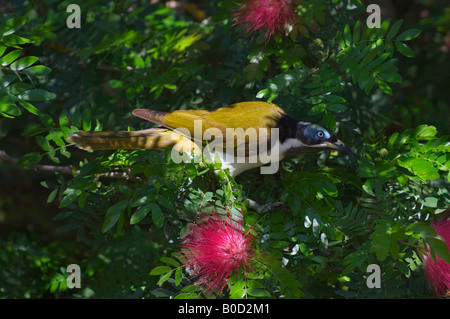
68,101,353,177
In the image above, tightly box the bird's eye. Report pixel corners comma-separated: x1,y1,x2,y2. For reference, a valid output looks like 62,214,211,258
317,131,324,138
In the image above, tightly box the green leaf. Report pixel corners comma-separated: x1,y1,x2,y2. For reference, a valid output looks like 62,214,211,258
108,80,124,88
324,95,346,104
161,257,181,268
3,16,27,36
396,28,421,41
378,80,392,95
426,238,450,263
423,197,438,208
48,130,64,146
18,100,40,115
175,267,183,286
322,111,336,132
360,75,376,94
151,288,172,297
9,56,39,71
151,203,164,228
343,25,352,46
2,34,32,45
357,157,375,178
230,280,246,299
130,203,152,225
78,190,87,209
0,102,21,116
377,19,391,38
0,49,22,66
261,255,303,298
157,270,173,286
367,52,390,69
309,103,325,115
381,73,402,84
17,152,42,168
395,41,414,57
164,83,177,90
0,74,16,87
59,110,69,127
157,196,175,210
40,113,55,128
59,188,82,208
414,125,437,140
386,19,403,39
35,135,51,151
388,132,399,148
384,39,395,57
326,103,347,112
409,158,439,180
360,23,372,41
9,82,32,95
19,89,55,101
352,20,361,43
375,58,398,74
397,128,413,145
181,285,198,293
370,220,391,261
247,288,271,298
396,260,409,276
47,188,58,204
82,109,91,131
362,179,377,196
22,65,52,76
150,266,172,276
174,293,199,299
102,200,128,233
336,31,345,49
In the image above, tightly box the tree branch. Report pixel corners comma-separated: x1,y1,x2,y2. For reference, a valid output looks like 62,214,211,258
245,196,286,213
0,150,73,174
0,149,140,180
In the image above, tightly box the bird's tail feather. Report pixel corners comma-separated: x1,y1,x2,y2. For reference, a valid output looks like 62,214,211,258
68,129,200,153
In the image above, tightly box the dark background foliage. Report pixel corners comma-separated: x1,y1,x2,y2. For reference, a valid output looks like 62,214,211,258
0,0,449,299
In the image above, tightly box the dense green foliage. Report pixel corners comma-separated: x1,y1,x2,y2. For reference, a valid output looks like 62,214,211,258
0,0,449,299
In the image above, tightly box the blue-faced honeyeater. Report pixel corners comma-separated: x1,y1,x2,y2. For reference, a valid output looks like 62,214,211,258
68,102,353,176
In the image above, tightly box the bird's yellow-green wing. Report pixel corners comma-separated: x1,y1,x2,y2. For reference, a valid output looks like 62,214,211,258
132,102,286,155
197,101,285,131
133,102,286,132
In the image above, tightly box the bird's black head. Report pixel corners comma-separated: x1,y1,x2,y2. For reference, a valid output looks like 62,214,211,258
296,122,354,156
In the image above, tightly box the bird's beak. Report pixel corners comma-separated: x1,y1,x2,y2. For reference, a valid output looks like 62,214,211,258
327,140,354,157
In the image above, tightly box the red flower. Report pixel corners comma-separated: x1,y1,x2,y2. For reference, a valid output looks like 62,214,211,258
421,218,450,297
181,213,256,295
233,0,298,42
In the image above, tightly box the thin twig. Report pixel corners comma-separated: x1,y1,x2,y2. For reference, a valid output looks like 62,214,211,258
0,149,73,174
0,149,140,180
244,196,285,213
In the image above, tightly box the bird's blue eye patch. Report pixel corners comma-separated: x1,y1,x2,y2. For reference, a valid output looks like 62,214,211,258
304,124,330,141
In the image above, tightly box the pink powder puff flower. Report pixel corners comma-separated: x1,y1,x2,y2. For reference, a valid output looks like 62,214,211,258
180,213,256,295
420,218,450,297
233,0,298,42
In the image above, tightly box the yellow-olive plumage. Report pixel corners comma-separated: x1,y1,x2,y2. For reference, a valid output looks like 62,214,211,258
69,102,284,154
68,128,200,153
132,102,286,134
68,101,353,176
